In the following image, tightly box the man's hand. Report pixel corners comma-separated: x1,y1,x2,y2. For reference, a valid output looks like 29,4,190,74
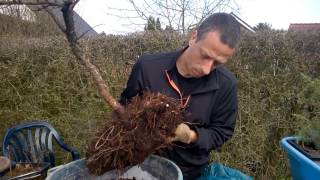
170,123,198,144
0,156,11,173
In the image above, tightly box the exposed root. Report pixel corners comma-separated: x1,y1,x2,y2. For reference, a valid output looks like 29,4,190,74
86,92,185,175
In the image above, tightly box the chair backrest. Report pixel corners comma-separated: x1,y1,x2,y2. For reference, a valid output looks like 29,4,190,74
2,121,80,167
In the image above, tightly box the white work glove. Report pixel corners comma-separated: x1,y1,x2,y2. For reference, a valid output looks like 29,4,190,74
170,123,195,144
0,156,11,173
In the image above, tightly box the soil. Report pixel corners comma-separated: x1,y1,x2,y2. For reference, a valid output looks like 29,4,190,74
86,92,185,175
298,141,320,157
5,163,44,180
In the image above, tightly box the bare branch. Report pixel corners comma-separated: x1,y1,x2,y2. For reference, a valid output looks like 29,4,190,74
126,0,238,34
128,0,148,20
60,1,124,113
105,11,142,19
1,0,125,114
77,23,104,40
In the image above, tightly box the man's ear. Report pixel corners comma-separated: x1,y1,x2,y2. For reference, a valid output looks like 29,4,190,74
188,30,198,46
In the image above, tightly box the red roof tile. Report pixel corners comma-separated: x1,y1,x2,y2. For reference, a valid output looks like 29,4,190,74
289,23,320,31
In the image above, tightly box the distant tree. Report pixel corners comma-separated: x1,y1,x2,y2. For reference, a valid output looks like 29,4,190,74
99,31,106,37
254,22,272,31
144,16,162,31
165,25,174,32
156,17,161,31
128,0,238,35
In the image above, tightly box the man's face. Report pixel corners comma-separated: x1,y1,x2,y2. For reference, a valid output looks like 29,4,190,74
184,30,235,78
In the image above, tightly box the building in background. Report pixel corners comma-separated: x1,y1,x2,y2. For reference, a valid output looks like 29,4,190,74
288,23,320,32
230,12,255,33
0,4,98,37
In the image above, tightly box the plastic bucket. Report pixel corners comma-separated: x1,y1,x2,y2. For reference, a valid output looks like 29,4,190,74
46,155,183,180
281,136,320,180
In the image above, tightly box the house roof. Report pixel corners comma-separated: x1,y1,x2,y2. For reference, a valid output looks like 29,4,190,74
28,5,98,37
289,23,320,31
230,12,255,33
1,4,98,37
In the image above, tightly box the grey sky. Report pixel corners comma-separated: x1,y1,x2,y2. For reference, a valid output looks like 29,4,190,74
74,0,320,34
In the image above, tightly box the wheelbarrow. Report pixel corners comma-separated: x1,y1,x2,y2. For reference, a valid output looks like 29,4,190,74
46,155,183,180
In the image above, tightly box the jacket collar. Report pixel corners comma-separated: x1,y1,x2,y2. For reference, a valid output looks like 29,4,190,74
166,46,220,95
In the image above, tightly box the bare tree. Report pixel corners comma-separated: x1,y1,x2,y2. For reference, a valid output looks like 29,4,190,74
0,2,186,174
127,0,239,34
0,0,124,114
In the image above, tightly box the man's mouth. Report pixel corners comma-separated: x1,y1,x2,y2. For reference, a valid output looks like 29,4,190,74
192,71,205,78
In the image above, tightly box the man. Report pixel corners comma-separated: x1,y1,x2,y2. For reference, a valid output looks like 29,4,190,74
120,12,240,179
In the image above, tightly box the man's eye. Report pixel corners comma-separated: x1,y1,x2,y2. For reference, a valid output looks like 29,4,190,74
202,55,211,60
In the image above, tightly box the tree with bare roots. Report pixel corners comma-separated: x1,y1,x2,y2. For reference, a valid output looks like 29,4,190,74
0,0,185,176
